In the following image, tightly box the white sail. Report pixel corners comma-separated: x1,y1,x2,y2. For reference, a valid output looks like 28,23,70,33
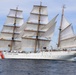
31,5,48,15
27,14,48,24
19,22,27,31
60,25,74,40
5,17,15,25
19,23,38,37
42,22,56,38
5,8,24,26
22,36,50,51
19,22,46,38
20,5,48,38
40,15,48,24
22,38,35,51
22,30,45,37
37,39,50,51
24,14,57,37
0,40,11,50
0,39,21,50
0,8,24,51
40,14,58,31
9,9,23,18
19,3,58,52
26,23,38,30
27,14,39,23
2,25,19,32
60,36,76,48
61,16,70,30
5,17,23,26
12,41,21,50
0,32,20,39
22,31,36,37
1,25,20,39
59,14,75,48
27,5,48,25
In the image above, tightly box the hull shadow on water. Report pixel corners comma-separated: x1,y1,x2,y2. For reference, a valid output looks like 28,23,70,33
0,59,76,75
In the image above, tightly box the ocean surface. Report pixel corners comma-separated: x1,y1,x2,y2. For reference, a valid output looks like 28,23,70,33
0,60,76,75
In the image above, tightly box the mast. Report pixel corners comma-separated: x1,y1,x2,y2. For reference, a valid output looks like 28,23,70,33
57,5,65,47
21,2,58,52
10,7,18,51
34,2,42,53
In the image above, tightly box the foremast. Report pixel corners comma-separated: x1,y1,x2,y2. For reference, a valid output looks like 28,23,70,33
0,7,24,51
10,7,18,51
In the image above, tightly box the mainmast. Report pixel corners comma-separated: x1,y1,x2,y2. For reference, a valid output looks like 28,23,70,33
57,5,65,47
10,7,18,51
34,2,42,53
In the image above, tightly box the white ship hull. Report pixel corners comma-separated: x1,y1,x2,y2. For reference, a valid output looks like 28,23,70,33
0,51,76,60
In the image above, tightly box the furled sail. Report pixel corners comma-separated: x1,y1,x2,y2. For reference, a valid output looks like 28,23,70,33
0,7,24,51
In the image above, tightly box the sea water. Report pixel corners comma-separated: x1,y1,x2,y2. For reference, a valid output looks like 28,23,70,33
0,60,76,75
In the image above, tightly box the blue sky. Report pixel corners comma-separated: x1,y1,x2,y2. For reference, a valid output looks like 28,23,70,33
0,0,76,48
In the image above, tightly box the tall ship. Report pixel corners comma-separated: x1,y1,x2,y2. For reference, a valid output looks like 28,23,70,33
0,2,76,60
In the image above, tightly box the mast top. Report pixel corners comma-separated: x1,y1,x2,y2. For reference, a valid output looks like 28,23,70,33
63,5,66,9
62,5,66,15
40,0,42,6
16,5,19,10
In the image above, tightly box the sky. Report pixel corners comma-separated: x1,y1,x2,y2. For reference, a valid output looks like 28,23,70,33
0,0,76,48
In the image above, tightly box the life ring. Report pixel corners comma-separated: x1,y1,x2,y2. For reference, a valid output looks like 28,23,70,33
0,51,4,59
